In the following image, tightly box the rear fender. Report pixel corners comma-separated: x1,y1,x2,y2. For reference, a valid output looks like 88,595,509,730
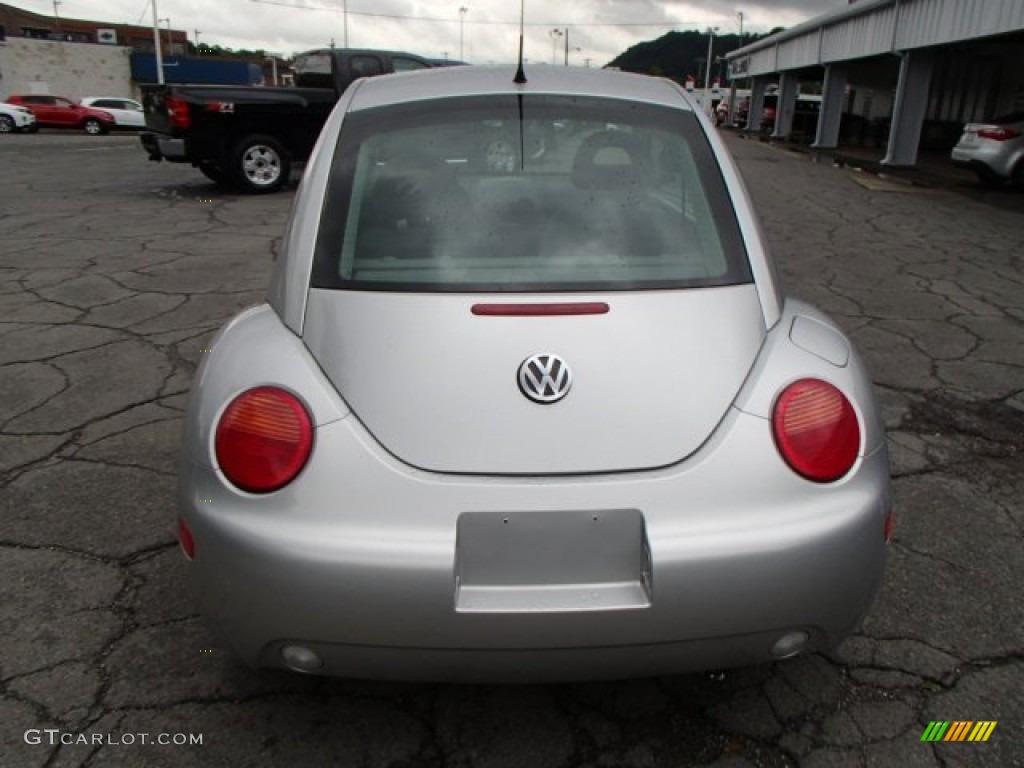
182,304,349,469
732,299,886,456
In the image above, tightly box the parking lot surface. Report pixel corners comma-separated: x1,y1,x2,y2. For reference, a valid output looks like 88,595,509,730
1,132,1021,767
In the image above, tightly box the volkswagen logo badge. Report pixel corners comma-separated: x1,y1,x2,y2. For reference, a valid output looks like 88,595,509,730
518,353,572,404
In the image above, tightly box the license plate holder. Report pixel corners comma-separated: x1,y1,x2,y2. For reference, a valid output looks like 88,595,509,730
455,509,652,613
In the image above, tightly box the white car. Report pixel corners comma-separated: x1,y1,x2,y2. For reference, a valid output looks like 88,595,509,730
951,112,1024,187
79,97,146,129
0,102,38,133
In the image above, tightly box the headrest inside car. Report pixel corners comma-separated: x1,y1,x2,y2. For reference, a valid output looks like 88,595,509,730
572,131,646,190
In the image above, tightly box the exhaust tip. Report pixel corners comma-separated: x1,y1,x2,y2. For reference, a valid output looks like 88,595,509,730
280,644,323,672
770,631,809,660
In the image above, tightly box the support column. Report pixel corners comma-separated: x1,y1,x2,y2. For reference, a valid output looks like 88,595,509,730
882,49,934,167
725,82,737,127
771,71,799,140
812,64,847,149
745,77,769,132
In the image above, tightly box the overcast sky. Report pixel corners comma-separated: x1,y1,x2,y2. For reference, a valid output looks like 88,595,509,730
20,0,845,64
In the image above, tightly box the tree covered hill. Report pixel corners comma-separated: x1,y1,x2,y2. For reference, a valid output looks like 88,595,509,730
607,29,781,83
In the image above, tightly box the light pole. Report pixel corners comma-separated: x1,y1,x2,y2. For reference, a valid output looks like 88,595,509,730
150,0,164,85
725,12,745,127
549,28,563,65
459,7,468,61
343,0,348,47
703,26,719,115
194,29,201,56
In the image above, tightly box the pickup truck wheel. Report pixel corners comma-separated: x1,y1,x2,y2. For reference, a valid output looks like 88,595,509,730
0,115,15,133
83,118,107,135
230,135,290,193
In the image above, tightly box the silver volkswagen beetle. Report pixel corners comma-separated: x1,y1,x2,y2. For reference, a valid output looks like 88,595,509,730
178,65,891,682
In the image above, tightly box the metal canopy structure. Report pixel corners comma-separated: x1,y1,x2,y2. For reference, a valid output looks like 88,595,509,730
725,0,1024,167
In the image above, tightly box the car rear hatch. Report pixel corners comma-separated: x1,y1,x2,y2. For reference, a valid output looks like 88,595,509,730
299,87,766,474
303,287,764,474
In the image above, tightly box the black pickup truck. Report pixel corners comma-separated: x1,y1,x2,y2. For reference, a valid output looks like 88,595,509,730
140,49,434,193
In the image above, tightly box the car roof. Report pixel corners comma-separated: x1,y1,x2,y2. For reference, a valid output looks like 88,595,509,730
346,66,696,113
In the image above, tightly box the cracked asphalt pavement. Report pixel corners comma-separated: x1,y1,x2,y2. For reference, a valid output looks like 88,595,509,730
1,132,1021,767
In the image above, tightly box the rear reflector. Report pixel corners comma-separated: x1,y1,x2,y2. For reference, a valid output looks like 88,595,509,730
215,386,313,493
772,379,860,483
471,302,610,316
178,517,195,559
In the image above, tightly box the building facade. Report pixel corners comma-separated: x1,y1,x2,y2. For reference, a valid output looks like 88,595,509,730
0,35,133,101
725,0,1024,166
0,2,189,53
0,2,287,96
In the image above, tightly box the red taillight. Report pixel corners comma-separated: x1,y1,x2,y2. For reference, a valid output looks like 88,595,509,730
214,386,313,493
178,517,195,559
977,127,1020,141
166,96,191,130
772,379,860,483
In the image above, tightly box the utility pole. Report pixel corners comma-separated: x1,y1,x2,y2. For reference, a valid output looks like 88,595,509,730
549,28,563,65
564,28,569,66
343,0,349,47
151,0,164,85
52,0,62,37
727,11,746,127
194,29,201,56
703,26,718,115
459,7,468,60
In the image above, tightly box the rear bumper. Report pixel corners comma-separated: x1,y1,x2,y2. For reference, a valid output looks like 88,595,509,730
178,409,891,682
950,146,1015,179
140,131,187,163
254,630,835,683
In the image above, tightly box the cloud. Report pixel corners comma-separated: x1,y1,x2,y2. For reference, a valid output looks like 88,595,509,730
27,0,845,64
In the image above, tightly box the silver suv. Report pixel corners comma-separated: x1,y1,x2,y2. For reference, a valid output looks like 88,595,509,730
951,112,1024,187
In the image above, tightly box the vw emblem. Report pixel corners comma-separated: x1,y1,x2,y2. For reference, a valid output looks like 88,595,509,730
518,353,572,404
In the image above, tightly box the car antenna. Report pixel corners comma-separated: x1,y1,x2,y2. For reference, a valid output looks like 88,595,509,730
514,0,527,83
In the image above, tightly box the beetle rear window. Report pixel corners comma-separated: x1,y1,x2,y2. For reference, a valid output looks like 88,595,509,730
312,94,750,292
